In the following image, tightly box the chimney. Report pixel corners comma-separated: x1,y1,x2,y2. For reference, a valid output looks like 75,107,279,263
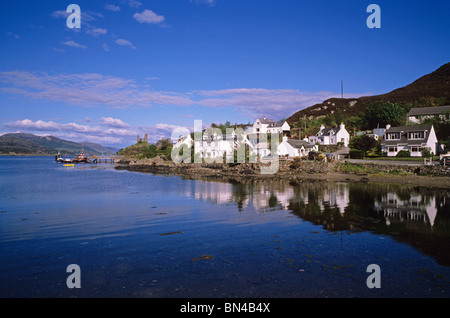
320,124,325,131
386,124,391,130
340,122,345,130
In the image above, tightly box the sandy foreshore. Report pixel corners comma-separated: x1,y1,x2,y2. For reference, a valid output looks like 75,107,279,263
114,157,450,189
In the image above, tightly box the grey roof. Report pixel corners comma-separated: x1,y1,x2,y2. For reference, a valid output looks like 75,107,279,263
382,125,433,146
287,140,314,149
256,118,275,124
385,125,432,133
317,127,338,136
407,105,450,116
268,120,287,128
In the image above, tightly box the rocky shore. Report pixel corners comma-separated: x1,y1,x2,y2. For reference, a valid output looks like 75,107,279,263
114,156,450,189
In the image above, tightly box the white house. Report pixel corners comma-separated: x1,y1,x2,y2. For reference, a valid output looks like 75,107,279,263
252,117,290,135
187,128,256,161
174,134,192,148
309,123,350,147
380,124,438,157
277,136,318,158
407,105,450,124
252,142,271,158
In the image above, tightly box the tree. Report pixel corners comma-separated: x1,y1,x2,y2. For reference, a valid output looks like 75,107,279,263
156,138,172,150
418,113,450,142
155,138,173,159
322,114,335,127
350,135,377,158
363,102,407,129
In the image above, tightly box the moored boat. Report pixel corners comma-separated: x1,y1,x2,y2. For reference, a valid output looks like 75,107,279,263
73,151,89,163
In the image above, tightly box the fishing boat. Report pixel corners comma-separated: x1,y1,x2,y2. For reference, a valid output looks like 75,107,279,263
55,151,64,163
73,151,89,163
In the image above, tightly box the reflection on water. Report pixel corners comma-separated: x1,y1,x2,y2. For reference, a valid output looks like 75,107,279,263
183,177,450,266
1,157,450,297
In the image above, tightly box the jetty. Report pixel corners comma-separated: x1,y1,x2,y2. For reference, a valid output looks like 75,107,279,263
55,151,119,164
90,156,117,164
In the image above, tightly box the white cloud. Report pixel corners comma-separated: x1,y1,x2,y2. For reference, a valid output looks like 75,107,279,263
105,4,121,11
0,71,193,108
87,27,107,36
133,9,165,24
190,0,216,6
102,43,110,51
100,117,130,128
115,38,137,50
52,47,66,53
51,9,103,22
3,119,137,146
6,32,21,39
61,40,87,49
128,0,142,9
51,10,70,19
0,71,372,121
82,11,104,22
1,118,191,146
193,88,371,118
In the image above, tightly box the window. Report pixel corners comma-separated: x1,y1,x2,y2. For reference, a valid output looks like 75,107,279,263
386,133,400,140
408,131,424,140
388,146,397,153
410,146,422,153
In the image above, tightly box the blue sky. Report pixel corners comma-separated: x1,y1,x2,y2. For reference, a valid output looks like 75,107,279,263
1,0,449,147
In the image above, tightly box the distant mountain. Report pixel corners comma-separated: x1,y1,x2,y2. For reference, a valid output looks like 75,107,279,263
80,141,120,155
287,62,450,124
0,133,118,155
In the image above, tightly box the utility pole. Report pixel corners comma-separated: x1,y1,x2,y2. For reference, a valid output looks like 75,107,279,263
341,80,344,99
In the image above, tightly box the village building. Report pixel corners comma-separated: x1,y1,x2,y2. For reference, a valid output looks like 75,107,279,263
252,142,271,158
277,136,319,158
308,123,350,147
252,117,290,135
407,105,450,124
174,128,254,161
380,124,438,157
355,130,380,141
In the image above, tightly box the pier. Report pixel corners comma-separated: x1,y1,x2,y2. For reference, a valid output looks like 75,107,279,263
55,152,120,164
90,156,117,164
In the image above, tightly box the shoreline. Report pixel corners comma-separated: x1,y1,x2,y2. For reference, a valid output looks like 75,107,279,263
0,153,55,157
114,157,450,189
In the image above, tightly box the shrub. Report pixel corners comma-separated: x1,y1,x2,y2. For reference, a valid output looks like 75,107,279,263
396,150,410,157
349,149,364,159
422,147,432,158
290,156,302,169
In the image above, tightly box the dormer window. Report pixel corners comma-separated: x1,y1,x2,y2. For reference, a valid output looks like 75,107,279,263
408,131,424,140
385,132,400,140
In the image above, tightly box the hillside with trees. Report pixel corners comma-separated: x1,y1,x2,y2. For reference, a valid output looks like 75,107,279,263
287,62,450,145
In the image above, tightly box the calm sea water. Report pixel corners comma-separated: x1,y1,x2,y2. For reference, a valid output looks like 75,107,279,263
1,156,450,298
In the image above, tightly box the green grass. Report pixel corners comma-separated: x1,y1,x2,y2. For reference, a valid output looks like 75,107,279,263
364,156,439,161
